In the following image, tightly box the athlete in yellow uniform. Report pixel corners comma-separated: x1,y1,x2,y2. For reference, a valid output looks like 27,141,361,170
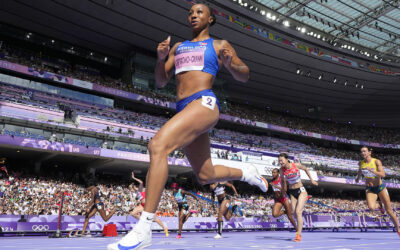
356,146,399,236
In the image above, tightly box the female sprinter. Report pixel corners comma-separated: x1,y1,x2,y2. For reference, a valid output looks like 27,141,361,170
279,153,318,242
171,183,199,239
270,168,297,231
355,146,400,236
81,182,116,237
129,172,169,237
108,3,267,249
210,181,239,239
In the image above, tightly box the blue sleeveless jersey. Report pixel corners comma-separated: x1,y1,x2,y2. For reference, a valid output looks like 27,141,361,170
174,38,219,77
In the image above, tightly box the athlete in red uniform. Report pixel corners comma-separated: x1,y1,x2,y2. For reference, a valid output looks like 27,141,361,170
270,168,297,231
129,172,169,237
279,153,318,242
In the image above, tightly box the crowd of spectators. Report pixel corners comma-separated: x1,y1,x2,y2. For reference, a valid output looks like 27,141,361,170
0,43,175,103
0,170,261,217
1,170,399,218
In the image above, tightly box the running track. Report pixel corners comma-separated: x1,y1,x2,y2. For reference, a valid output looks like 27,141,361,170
2,231,399,249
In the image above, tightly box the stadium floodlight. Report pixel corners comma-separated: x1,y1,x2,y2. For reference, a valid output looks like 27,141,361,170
283,20,290,27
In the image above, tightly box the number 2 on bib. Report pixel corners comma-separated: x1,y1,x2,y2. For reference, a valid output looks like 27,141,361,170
201,96,216,110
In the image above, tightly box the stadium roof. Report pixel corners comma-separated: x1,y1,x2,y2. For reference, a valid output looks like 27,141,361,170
253,0,400,59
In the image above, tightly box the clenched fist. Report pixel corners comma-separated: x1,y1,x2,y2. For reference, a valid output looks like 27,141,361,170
220,47,233,68
157,36,171,60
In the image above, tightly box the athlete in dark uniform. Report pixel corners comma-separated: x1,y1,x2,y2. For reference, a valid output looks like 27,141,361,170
210,181,238,239
80,178,116,237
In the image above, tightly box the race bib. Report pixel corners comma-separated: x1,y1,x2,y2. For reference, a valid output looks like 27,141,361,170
300,187,306,192
202,96,216,110
175,50,204,74
362,169,375,178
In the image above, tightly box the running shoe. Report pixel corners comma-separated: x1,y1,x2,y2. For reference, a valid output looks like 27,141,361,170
214,234,222,239
68,229,79,238
293,234,301,242
176,234,182,239
164,227,169,237
83,230,92,238
242,165,268,192
107,227,151,250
